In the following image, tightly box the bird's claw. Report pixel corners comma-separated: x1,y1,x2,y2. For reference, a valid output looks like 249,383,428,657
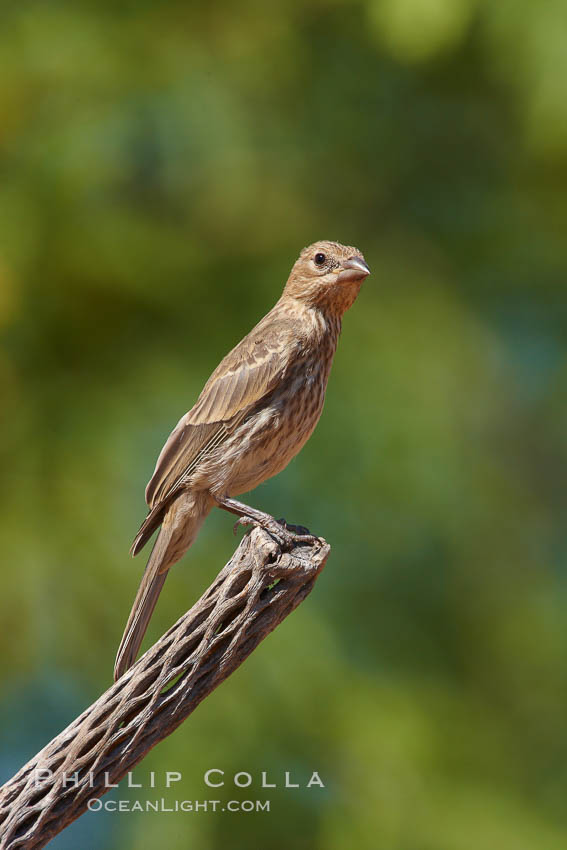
234,515,321,551
233,516,256,535
276,518,312,536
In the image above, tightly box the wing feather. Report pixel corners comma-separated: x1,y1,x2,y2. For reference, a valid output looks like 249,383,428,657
143,315,299,511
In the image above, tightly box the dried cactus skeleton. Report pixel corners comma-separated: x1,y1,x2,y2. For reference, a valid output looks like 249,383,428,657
0,528,329,850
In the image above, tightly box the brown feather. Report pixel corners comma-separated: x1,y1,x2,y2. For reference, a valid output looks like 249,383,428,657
130,501,167,556
144,317,300,511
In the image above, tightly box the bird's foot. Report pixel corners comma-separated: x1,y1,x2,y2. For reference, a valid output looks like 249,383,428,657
276,518,321,545
233,515,320,550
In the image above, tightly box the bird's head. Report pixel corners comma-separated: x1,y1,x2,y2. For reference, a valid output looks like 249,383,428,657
283,240,370,314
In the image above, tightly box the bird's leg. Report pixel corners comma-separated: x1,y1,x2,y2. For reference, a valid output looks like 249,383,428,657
215,496,320,549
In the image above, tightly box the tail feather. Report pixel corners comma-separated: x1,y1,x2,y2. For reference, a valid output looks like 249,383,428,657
114,529,171,681
115,491,213,681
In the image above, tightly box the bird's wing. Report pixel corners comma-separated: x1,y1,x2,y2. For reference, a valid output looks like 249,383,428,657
144,316,300,510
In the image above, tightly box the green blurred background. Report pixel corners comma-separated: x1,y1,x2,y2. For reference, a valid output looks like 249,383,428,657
1,1,566,848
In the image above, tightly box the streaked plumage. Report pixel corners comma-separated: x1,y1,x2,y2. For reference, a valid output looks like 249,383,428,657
114,240,370,680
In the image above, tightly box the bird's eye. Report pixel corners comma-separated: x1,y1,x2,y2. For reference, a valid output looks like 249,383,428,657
314,253,326,266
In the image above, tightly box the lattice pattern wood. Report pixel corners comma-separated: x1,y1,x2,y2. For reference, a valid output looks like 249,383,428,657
0,528,329,850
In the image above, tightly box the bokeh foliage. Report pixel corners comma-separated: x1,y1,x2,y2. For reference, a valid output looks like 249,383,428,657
1,1,566,848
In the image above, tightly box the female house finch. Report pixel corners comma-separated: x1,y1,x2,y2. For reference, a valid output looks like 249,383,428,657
114,240,370,680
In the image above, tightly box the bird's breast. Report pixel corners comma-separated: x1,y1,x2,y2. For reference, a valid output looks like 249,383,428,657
197,340,338,498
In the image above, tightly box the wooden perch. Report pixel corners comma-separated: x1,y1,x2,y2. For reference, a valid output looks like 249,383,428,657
0,527,329,850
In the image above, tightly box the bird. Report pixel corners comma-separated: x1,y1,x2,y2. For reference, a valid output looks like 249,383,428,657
114,240,370,681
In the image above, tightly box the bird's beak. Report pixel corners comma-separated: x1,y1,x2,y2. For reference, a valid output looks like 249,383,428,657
336,255,371,283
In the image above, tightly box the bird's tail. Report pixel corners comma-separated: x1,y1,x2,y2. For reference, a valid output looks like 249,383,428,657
113,492,212,681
